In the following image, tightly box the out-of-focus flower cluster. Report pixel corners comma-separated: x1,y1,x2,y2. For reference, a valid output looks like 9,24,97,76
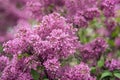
106,58,120,71
80,38,108,62
0,0,120,43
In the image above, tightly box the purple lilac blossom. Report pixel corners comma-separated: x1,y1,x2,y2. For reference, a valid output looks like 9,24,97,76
34,13,80,59
80,37,108,62
43,58,60,72
105,58,120,71
0,56,9,73
0,55,32,80
2,13,81,80
60,62,96,80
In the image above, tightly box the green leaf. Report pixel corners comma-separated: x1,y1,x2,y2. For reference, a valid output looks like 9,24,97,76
100,71,112,79
97,56,104,68
31,69,40,80
18,53,29,59
108,39,115,47
90,67,96,73
116,17,120,22
116,50,120,57
0,45,3,53
113,72,120,79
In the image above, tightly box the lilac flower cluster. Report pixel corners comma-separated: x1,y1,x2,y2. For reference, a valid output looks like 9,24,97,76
65,0,100,27
43,58,60,72
101,0,120,35
0,55,33,80
101,0,120,17
105,59,120,71
80,38,108,62
2,13,83,80
3,38,28,54
61,62,95,80
0,56,9,73
33,13,80,59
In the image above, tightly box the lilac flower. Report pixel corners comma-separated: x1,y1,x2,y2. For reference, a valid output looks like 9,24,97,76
25,0,43,21
80,38,108,62
104,19,116,32
0,55,32,80
49,29,79,58
73,13,88,28
105,59,120,71
61,62,96,80
2,12,81,80
16,72,33,80
65,0,100,27
34,13,80,59
84,8,100,20
0,56,9,72
43,58,60,72
3,38,28,54
101,0,117,17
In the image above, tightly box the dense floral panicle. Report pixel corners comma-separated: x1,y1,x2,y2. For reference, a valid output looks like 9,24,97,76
16,72,33,80
3,12,80,60
35,12,68,39
15,21,32,38
26,0,42,12
64,0,100,27
23,55,41,70
72,7,100,27
65,0,98,14
33,13,80,59
25,0,43,21
3,20,39,55
101,0,116,17
15,21,40,45
84,8,100,20
105,59,120,71
61,62,95,80
43,58,60,71
73,13,88,28
32,39,51,54
80,38,107,61
25,0,65,21
104,19,116,32
47,29,79,58
3,38,28,54
0,55,32,80
65,0,77,16
0,56,9,72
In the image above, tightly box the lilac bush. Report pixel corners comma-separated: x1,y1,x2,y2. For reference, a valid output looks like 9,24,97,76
0,0,120,80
